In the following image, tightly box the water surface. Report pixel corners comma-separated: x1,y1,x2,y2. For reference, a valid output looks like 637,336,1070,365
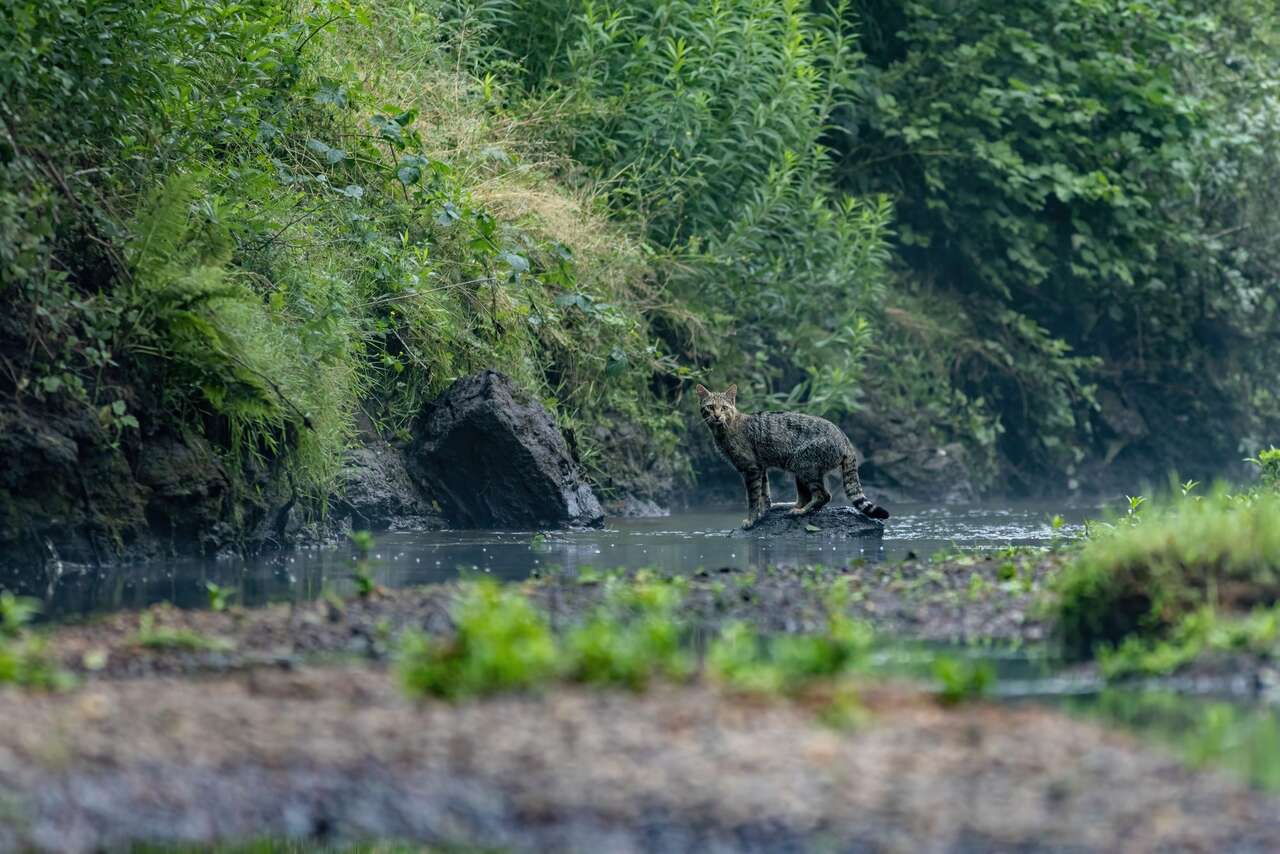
41,500,1088,618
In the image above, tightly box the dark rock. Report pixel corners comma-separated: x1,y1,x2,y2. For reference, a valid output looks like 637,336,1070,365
0,396,301,582
728,504,885,539
407,371,604,529
605,495,671,518
0,401,149,572
846,409,976,503
136,432,233,555
333,438,444,532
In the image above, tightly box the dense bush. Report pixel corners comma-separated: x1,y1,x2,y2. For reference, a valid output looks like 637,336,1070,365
837,0,1280,484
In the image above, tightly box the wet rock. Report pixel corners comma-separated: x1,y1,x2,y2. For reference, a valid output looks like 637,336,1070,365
408,370,604,529
136,433,233,554
605,495,671,518
729,504,884,539
332,438,444,532
0,398,301,581
0,401,149,572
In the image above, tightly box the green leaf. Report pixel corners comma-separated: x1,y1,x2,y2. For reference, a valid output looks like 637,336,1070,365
434,202,461,226
497,251,528,273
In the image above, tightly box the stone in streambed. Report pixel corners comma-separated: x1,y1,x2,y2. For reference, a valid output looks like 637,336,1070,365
729,504,885,539
408,370,604,529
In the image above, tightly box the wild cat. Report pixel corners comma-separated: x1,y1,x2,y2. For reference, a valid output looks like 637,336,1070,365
696,384,890,529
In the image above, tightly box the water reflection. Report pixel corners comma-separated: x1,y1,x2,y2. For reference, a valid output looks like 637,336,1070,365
33,500,1090,618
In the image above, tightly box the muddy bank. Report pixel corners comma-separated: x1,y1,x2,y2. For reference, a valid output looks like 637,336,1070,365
38,554,1063,680
0,400,302,576
2,667,1278,852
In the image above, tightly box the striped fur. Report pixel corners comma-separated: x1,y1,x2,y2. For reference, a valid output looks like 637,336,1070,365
696,384,889,529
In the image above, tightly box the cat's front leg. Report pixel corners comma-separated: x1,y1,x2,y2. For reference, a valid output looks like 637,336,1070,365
741,467,765,528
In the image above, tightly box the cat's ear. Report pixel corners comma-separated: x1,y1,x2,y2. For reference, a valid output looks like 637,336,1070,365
694,384,710,399
724,384,737,402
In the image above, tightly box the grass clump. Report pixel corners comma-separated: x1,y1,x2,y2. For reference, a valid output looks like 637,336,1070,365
0,634,71,691
931,656,996,705
1099,604,1280,680
1050,490,1280,660
1249,447,1280,491
565,577,692,690
133,614,234,653
708,615,874,695
398,580,558,700
0,593,73,690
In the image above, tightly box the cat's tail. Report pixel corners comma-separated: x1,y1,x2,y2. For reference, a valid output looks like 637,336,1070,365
841,451,890,520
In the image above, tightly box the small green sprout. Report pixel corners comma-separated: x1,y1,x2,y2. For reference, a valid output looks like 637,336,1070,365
933,656,995,705
205,582,235,612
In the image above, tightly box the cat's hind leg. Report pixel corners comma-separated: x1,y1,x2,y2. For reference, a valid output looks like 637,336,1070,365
809,481,832,513
793,477,812,510
787,476,831,516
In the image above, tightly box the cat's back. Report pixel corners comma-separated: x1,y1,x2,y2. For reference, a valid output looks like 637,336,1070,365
745,410,847,462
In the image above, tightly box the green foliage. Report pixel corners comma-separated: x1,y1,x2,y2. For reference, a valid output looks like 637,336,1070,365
564,577,692,689
0,594,72,690
1248,447,1280,491
1050,490,1280,659
349,531,376,558
1099,603,1280,680
931,656,996,705
707,615,874,694
1,0,682,522
839,0,1280,481
204,583,235,613
0,634,71,691
398,580,559,699
133,614,234,652
0,592,39,638
470,0,893,416
349,530,378,596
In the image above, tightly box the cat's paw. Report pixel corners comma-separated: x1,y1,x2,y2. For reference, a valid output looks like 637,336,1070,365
786,507,808,517
741,517,760,530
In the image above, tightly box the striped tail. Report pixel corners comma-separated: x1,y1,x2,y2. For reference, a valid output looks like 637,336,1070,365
841,451,890,520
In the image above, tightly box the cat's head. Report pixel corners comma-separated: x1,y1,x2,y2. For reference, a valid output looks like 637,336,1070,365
695,383,738,427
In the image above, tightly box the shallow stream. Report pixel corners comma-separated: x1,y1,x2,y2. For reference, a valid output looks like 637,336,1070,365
40,499,1086,617
27,498,1280,794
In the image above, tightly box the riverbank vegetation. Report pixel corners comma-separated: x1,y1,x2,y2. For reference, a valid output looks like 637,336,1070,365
1048,453,1280,676
4,0,1279,540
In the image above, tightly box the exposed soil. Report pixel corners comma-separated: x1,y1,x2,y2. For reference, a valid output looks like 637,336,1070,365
6,553,1280,849
2,667,1278,852
39,554,1062,680
535,553,1062,644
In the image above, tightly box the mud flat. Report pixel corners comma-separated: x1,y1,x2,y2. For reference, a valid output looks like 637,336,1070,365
2,667,1278,852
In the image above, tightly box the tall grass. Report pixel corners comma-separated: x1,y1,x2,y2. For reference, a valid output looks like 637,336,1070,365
466,0,894,416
